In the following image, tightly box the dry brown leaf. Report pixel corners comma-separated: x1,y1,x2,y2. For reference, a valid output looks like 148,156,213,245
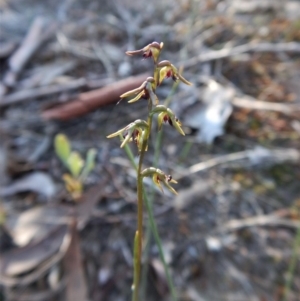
0,172,56,200
77,181,107,229
63,220,87,301
0,225,68,277
6,204,71,247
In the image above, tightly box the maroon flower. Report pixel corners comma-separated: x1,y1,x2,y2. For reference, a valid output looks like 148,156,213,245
157,60,192,86
126,42,164,63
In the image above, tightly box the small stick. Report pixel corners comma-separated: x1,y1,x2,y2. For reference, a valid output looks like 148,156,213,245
231,96,300,114
3,17,56,87
221,214,300,231
183,42,300,67
177,147,300,179
0,41,17,59
0,78,87,106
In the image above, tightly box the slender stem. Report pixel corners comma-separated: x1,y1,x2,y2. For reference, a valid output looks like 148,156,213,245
140,130,162,299
137,143,146,255
141,80,180,300
121,135,137,171
282,224,300,301
179,140,193,161
132,51,180,300
126,136,178,301
132,140,146,301
132,231,139,300
141,64,179,301
132,110,153,300
143,188,178,301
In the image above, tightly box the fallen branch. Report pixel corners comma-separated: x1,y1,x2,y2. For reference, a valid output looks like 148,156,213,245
0,78,87,106
221,214,300,231
41,73,149,120
183,42,300,67
0,41,17,59
3,17,56,88
177,147,300,178
231,96,300,114
0,225,71,287
19,60,78,89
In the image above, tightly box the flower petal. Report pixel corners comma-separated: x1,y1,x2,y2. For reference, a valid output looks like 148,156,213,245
120,128,135,148
163,181,178,195
126,49,143,56
170,116,185,136
145,82,158,105
106,126,127,138
159,66,169,85
128,90,145,103
178,73,192,86
120,82,146,98
157,112,165,131
153,175,164,193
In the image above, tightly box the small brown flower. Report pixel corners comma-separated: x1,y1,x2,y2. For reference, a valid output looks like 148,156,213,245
141,167,178,195
151,105,185,135
126,42,164,63
157,60,192,86
119,77,158,105
107,119,149,150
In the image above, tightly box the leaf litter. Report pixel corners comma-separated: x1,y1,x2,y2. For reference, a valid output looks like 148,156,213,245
0,0,300,300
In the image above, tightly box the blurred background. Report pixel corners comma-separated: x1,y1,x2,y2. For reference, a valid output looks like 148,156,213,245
0,0,300,300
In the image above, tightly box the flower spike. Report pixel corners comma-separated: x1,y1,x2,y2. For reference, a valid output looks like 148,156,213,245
126,42,164,63
141,167,178,195
157,60,192,86
120,77,158,105
151,105,185,136
107,119,148,150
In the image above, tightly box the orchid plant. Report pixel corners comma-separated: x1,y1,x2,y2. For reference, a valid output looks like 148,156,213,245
107,42,191,300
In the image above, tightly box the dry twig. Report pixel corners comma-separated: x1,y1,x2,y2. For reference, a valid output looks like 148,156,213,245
183,42,300,67
177,147,300,179
0,78,87,106
231,96,300,114
221,214,300,231
3,17,56,88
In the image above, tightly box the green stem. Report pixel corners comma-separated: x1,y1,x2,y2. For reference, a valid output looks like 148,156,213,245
141,79,179,300
140,129,163,298
143,188,178,301
132,109,153,300
132,141,146,301
132,231,139,300
282,224,300,301
179,140,193,161
121,135,137,171
131,55,179,301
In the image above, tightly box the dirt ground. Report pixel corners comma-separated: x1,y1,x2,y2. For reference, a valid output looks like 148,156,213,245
1,0,300,300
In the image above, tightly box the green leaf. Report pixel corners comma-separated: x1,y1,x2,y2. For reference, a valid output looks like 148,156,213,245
80,148,97,180
54,134,71,165
128,90,144,103
159,67,168,85
85,148,96,174
67,151,84,178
